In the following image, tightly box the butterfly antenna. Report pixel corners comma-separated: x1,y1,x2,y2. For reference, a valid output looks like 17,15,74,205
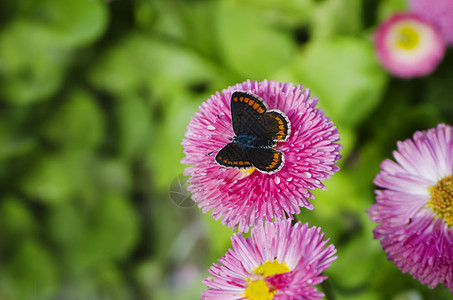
207,144,223,157
217,114,227,125
205,114,233,157
216,114,234,136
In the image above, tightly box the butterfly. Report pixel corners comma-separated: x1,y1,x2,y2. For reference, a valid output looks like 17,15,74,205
215,91,291,174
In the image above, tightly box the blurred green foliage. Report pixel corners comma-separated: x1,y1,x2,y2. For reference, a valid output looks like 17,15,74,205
0,0,452,299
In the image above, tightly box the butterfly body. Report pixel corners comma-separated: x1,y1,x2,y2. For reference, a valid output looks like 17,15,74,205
215,91,291,174
233,135,276,149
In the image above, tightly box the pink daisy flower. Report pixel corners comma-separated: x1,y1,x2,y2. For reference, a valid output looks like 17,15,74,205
375,13,446,78
408,0,453,45
367,124,453,291
181,80,341,232
202,220,337,299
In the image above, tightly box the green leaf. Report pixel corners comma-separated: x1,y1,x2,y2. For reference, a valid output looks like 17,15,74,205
22,0,108,48
50,263,132,300
114,95,152,158
20,151,106,205
96,158,133,194
0,196,35,246
147,91,200,191
149,0,219,60
311,0,363,39
0,20,69,105
88,34,218,96
21,155,77,205
335,290,380,300
329,233,383,289
201,213,235,263
311,172,371,217
1,240,58,300
46,203,86,250
215,1,296,79
93,194,139,261
94,263,133,300
290,37,388,127
41,88,105,150
68,194,139,274
0,109,36,160
241,0,313,26
134,260,166,300
425,53,453,122
377,0,408,22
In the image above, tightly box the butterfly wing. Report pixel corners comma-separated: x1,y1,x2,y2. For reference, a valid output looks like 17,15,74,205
231,91,290,142
230,91,268,136
248,148,284,174
257,110,291,142
215,143,253,169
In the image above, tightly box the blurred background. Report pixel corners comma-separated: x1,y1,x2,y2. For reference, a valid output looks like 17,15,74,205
0,0,452,299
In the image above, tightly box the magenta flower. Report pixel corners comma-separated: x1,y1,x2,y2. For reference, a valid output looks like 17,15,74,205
181,80,341,232
374,13,446,78
409,0,453,45
202,220,337,299
368,124,453,292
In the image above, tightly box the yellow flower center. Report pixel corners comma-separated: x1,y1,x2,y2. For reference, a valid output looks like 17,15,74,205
244,280,276,300
242,167,256,176
243,259,290,300
427,174,453,226
253,260,291,277
396,24,420,50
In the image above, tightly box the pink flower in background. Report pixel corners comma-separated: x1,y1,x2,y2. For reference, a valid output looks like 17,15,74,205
181,80,341,232
202,220,337,299
375,13,446,78
408,0,453,45
368,124,453,292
